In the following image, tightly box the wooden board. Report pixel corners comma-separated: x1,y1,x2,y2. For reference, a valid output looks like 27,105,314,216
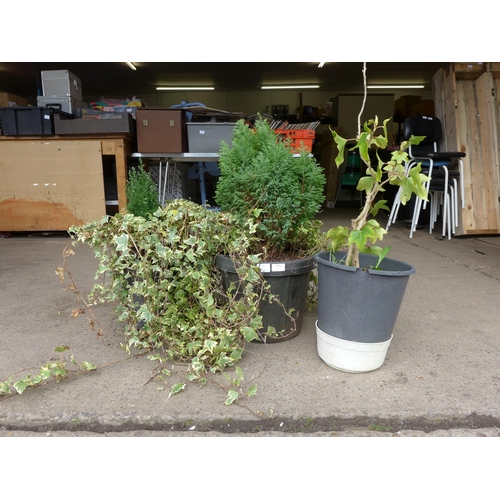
0,139,105,231
432,65,500,235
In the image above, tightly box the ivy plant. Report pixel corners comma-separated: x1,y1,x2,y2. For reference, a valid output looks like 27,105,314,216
68,198,278,402
0,346,96,398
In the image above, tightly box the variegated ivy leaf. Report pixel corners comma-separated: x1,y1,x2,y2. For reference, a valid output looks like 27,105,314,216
246,384,258,398
114,233,129,253
225,389,239,405
168,383,186,398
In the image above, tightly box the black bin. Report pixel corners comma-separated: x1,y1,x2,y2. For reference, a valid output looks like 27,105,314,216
0,106,55,135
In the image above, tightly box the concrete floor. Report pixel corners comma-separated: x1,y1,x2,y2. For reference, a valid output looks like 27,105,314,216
1,207,500,437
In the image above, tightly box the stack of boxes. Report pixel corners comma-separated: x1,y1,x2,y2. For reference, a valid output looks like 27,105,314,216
37,69,87,115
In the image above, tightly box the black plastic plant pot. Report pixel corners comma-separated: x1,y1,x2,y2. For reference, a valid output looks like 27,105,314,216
216,254,315,343
314,251,415,343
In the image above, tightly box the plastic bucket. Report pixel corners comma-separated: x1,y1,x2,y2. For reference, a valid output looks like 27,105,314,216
316,321,392,372
314,251,415,343
216,254,315,342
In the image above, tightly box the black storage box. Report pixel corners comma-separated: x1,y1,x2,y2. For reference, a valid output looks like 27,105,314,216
0,106,57,135
53,112,136,135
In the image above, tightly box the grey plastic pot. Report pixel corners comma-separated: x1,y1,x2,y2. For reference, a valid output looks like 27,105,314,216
216,254,315,343
314,251,415,344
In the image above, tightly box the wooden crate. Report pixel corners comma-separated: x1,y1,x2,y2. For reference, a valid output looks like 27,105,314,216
432,63,500,235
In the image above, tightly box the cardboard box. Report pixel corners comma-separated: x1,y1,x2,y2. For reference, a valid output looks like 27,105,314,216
0,92,28,108
452,63,486,80
411,99,434,117
394,95,422,122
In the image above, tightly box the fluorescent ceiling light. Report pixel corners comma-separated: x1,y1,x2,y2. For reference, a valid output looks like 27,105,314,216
156,87,215,91
261,85,320,90
318,62,326,68
367,85,425,89
125,62,136,71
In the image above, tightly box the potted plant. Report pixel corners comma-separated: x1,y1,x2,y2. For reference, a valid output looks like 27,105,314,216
314,65,429,372
68,198,276,402
214,117,328,342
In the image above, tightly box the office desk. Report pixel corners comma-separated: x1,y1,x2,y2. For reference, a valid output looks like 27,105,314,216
132,152,220,206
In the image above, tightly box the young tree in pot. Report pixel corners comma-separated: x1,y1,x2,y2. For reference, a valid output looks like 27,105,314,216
215,117,328,342
314,66,429,372
125,159,159,218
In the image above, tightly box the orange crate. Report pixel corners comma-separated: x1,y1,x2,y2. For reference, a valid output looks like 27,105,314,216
274,129,315,153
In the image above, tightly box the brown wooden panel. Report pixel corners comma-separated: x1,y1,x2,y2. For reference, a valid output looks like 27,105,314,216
0,139,105,231
433,64,500,236
475,71,500,232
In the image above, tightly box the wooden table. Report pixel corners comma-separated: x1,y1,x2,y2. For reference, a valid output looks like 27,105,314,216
0,133,136,231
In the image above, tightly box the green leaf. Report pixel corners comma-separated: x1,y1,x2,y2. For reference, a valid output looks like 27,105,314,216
373,134,388,149
332,131,347,168
54,345,70,352
241,326,259,342
0,377,13,395
80,361,97,371
356,176,374,193
168,383,186,398
357,132,370,163
326,226,349,251
370,199,389,217
13,378,30,394
203,339,217,353
368,245,391,268
348,229,367,249
114,233,130,253
409,135,425,146
225,389,239,405
39,366,52,379
246,384,258,398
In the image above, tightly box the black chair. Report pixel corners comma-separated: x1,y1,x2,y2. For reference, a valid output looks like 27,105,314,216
386,115,466,239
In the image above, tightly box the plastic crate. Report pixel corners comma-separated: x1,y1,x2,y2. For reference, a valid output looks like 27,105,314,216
187,122,236,153
0,106,55,135
274,129,315,153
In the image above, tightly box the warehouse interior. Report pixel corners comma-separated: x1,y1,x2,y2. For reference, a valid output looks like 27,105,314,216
1,61,499,238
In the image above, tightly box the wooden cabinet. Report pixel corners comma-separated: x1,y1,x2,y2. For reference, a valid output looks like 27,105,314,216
0,134,136,231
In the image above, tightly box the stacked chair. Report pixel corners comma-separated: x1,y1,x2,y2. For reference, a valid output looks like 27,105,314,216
386,115,466,239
